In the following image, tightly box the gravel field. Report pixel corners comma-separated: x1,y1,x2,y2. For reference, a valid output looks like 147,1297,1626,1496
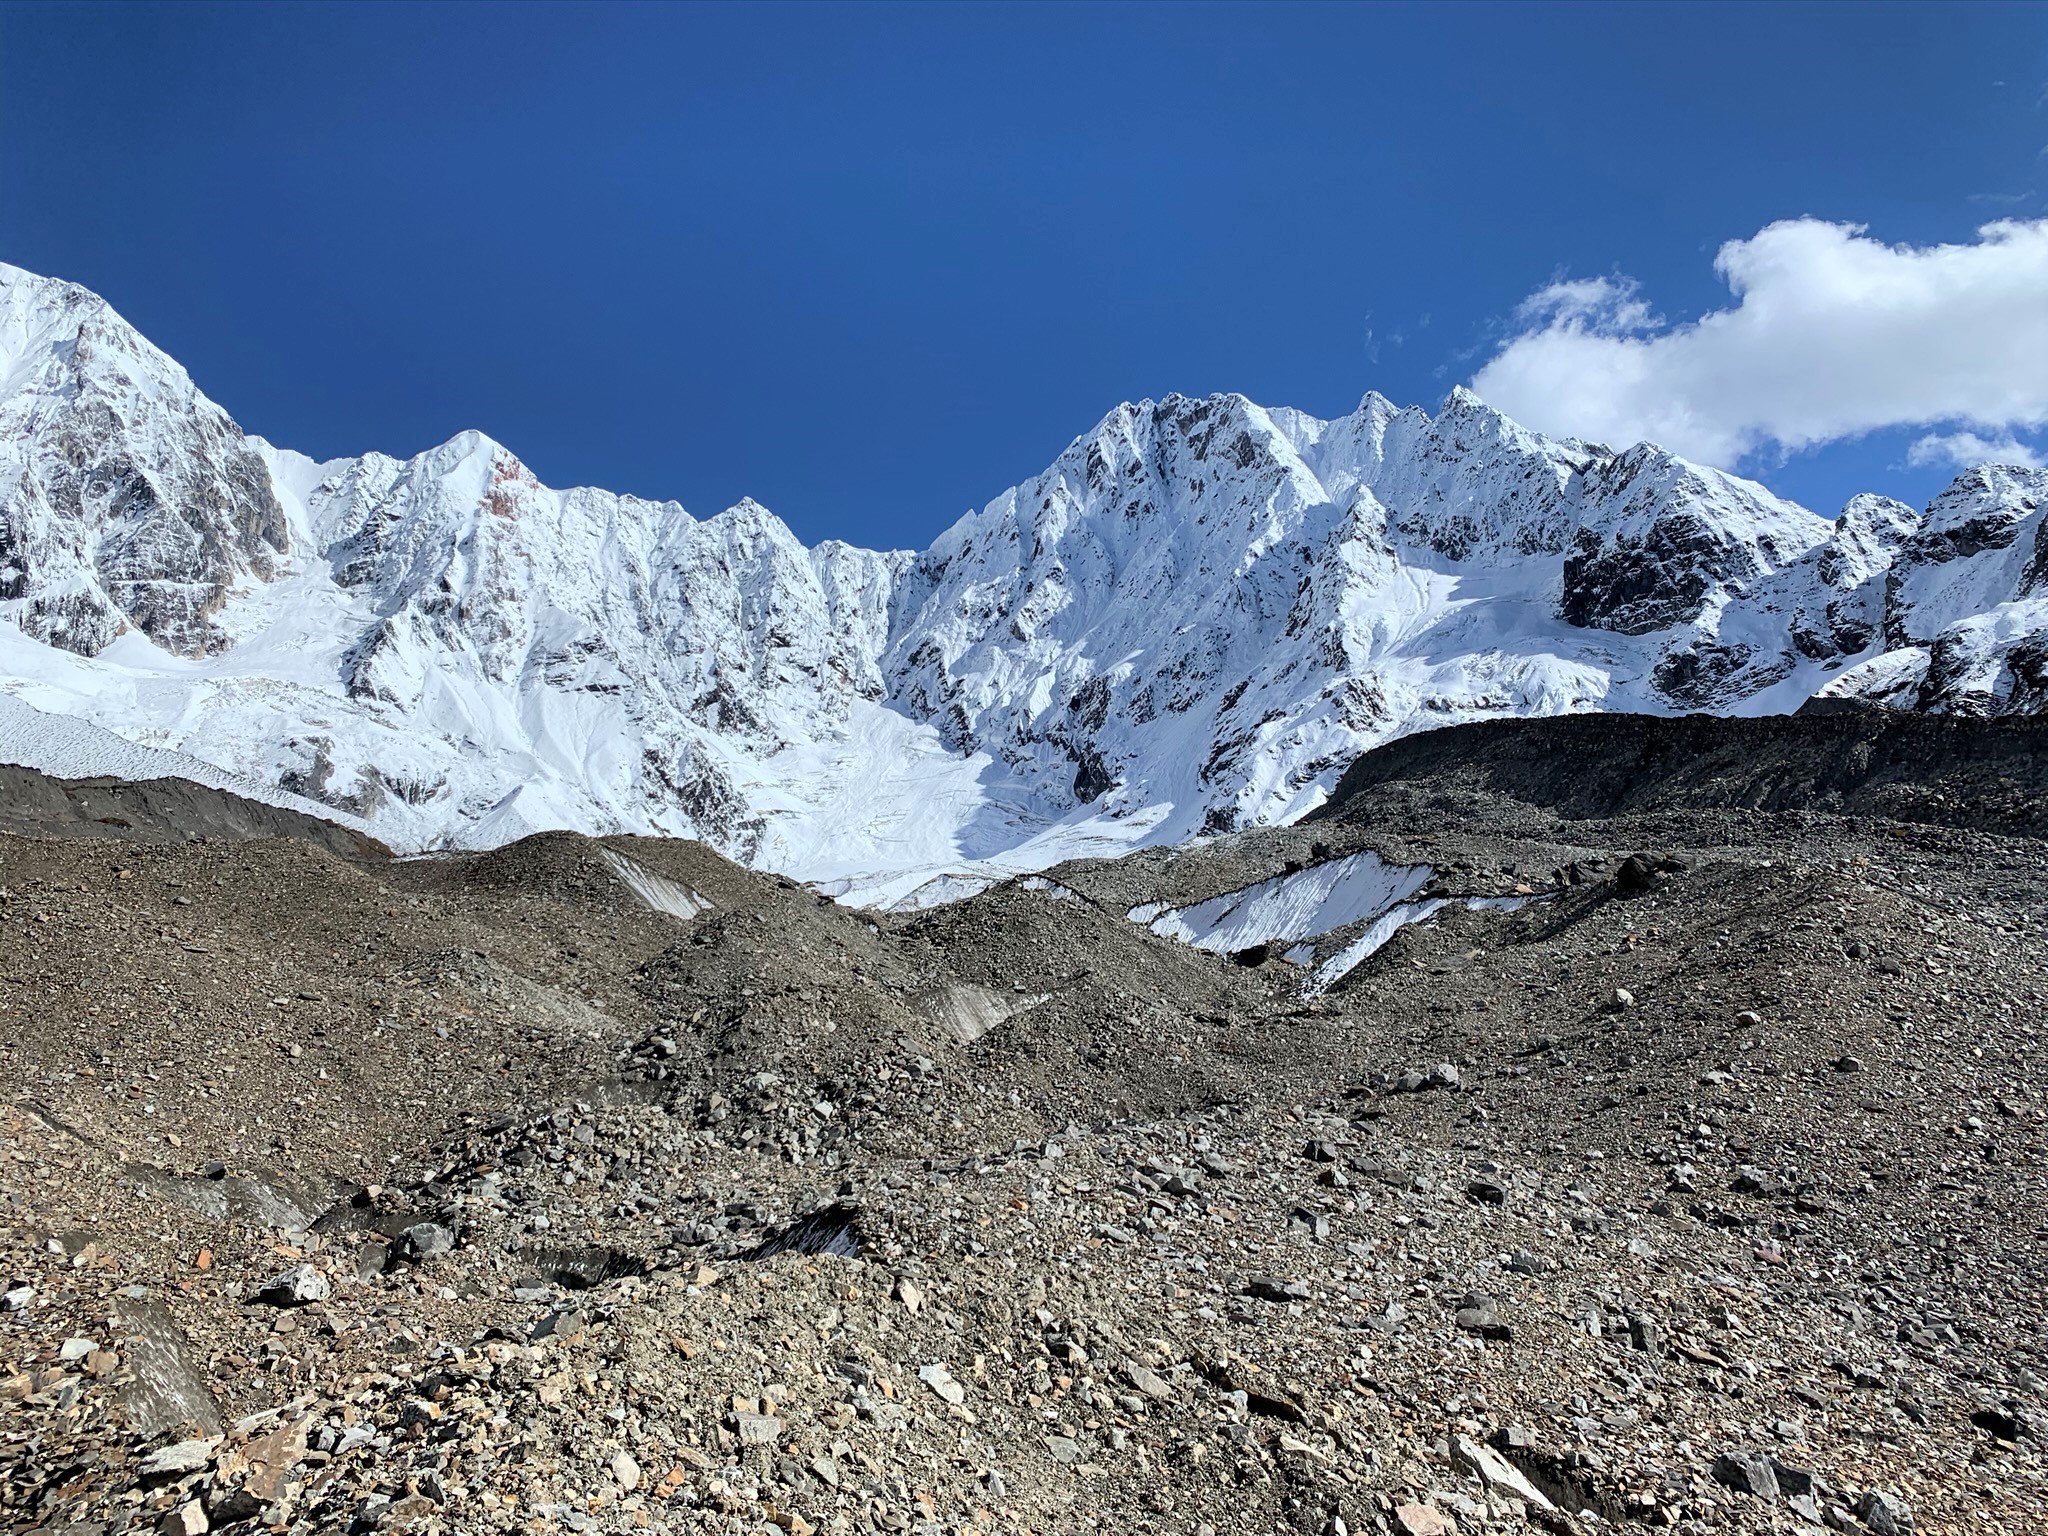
4,713,2045,1536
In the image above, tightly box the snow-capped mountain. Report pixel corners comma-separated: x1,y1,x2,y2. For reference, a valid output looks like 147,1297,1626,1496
3,262,2044,899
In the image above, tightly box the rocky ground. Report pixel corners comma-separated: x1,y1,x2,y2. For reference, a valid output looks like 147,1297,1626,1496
4,714,2045,1536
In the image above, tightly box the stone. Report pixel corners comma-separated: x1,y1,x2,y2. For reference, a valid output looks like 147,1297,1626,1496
918,1362,965,1405
1124,1363,1175,1401
1289,1207,1331,1240
610,1451,640,1491
1465,1178,1507,1206
258,1263,329,1306
1615,855,1659,893
139,1439,220,1481
1858,1490,1914,1534
1302,1139,1339,1163
160,1500,209,1536
394,1222,455,1262
1429,1061,1461,1089
1453,1434,1553,1510
1711,1449,1779,1499
1628,1312,1664,1356
531,1308,588,1342
735,1411,783,1446
1244,1275,1310,1304
893,1276,924,1314
1393,1503,1453,1536
1,1285,32,1312
1772,1461,1823,1522
1454,1294,1509,1338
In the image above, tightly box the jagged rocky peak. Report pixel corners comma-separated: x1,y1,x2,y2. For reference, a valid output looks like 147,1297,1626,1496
3,258,2047,877
0,263,287,657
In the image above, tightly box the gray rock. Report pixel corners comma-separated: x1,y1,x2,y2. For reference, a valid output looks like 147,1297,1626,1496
1711,1449,1780,1499
918,1362,965,1406
258,1263,329,1307
1244,1275,1310,1304
1859,1489,1914,1534
1289,1208,1331,1240
394,1222,455,1263
1124,1363,1175,1402
1452,1435,1553,1510
138,1438,220,1481
531,1308,587,1342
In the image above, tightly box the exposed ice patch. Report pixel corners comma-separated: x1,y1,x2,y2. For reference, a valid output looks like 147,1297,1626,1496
0,693,380,840
1141,851,1433,955
1131,849,1553,993
1021,876,1079,901
596,848,713,920
880,873,1001,911
930,984,1048,1046
1307,891,1550,992
1308,898,1448,992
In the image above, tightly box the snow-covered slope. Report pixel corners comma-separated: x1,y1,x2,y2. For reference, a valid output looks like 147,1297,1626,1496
2,262,2042,893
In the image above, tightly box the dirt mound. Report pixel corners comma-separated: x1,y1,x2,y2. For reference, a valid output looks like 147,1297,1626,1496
0,763,389,858
1316,708,2048,837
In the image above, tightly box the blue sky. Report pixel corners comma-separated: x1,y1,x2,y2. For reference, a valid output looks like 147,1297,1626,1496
4,1,2045,547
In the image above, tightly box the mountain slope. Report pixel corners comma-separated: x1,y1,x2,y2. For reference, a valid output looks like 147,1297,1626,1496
2,261,2044,892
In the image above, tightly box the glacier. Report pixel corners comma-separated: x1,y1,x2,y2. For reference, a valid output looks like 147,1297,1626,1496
4,260,2047,901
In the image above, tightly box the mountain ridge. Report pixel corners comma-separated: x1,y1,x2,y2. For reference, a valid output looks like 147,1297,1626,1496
3,260,2044,900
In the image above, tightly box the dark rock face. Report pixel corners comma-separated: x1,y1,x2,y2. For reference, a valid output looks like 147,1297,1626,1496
1071,748,1115,805
1651,642,1792,709
1561,516,1730,636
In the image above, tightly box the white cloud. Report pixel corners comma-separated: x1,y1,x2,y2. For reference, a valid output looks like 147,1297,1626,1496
1469,218,2048,469
1906,430,2044,471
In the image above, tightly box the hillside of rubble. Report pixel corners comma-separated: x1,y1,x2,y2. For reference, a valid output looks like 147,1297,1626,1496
4,716,2046,1536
